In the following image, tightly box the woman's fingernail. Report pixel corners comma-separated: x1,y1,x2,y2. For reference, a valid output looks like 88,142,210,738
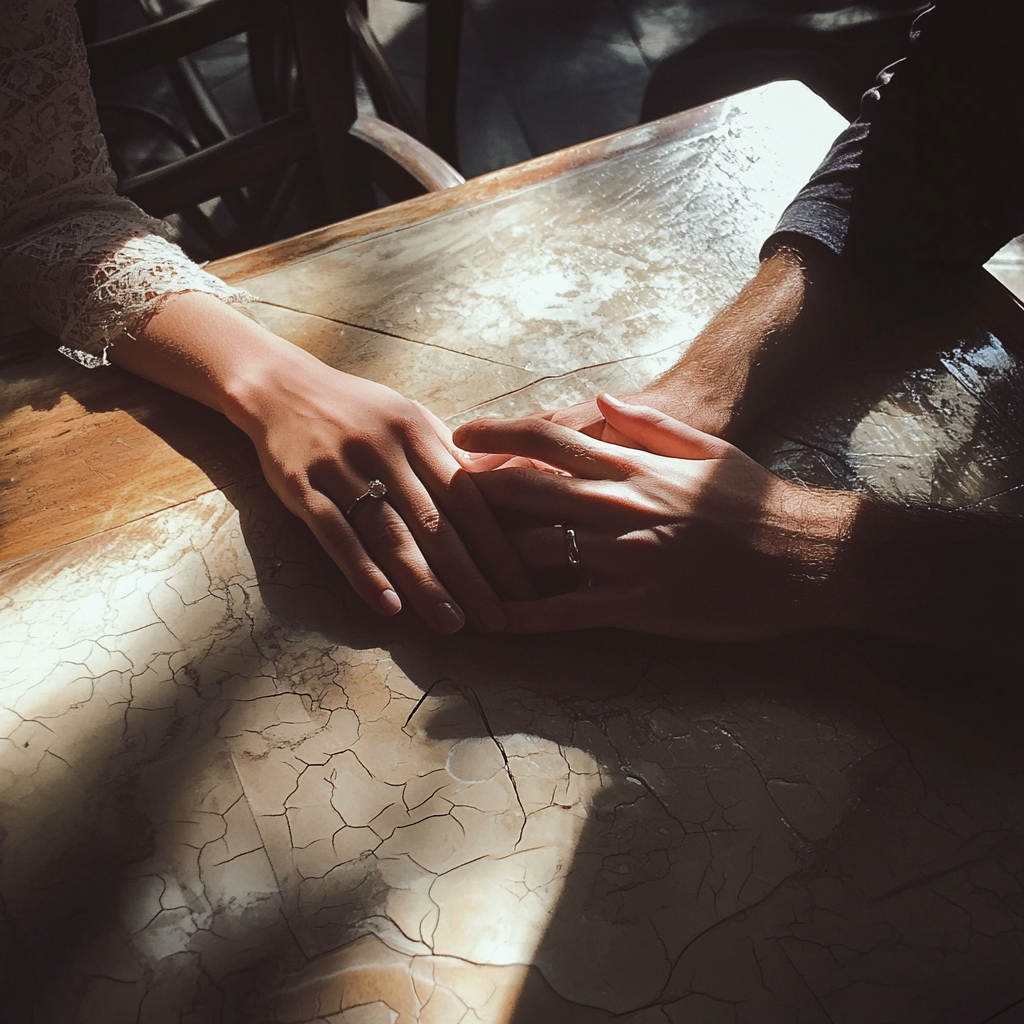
379,589,402,615
436,601,466,634
460,450,490,461
478,602,507,633
599,392,625,408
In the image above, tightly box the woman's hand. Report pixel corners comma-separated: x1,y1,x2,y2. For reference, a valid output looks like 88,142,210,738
454,394,862,641
240,358,534,633
114,293,532,634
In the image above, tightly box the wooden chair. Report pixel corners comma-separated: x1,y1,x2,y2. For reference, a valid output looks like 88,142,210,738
85,0,464,259
346,0,463,167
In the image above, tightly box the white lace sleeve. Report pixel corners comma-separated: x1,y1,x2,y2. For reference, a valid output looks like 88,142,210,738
0,0,250,367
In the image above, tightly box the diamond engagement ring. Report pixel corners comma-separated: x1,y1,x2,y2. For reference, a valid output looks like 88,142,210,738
561,522,581,568
346,479,388,517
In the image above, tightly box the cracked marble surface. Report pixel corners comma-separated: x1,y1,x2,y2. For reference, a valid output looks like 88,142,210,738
4,84,1024,1022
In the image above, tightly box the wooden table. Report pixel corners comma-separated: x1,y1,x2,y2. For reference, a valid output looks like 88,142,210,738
4,82,1024,1023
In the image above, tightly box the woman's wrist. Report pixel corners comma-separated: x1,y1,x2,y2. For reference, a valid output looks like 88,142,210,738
117,291,333,439
213,326,330,440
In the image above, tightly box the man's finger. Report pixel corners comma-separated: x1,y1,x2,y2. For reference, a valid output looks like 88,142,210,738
454,450,514,471
545,404,609,439
596,394,732,460
472,465,598,518
508,525,567,568
507,525,599,570
454,417,629,480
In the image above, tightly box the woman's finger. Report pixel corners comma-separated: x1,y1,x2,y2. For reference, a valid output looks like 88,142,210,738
349,466,511,633
344,488,472,634
408,405,535,593
408,433,536,600
297,490,404,617
418,402,522,471
454,417,629,480
417,405,515,471
415,401,460,453
596,394,733,460
431,465,536,599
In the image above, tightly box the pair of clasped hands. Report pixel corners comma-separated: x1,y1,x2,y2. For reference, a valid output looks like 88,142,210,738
259,369,842,644
126,292,851,644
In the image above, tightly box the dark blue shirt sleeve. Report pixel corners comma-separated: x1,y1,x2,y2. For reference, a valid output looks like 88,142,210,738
764,1,1024,307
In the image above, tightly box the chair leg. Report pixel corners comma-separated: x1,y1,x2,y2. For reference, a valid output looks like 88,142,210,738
248,20,293,123
425,0,462,169
292,0,375,220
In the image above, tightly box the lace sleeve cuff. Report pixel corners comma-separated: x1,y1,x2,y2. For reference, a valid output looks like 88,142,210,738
1,205,253,368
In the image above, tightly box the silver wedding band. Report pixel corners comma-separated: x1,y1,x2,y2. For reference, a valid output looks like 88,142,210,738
346,479,388,517
561,522,581,568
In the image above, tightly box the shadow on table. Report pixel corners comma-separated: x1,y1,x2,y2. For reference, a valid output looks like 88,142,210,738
232,461,1024,1021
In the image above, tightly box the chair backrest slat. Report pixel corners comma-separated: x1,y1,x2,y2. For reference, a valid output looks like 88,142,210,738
120,112,316,217
87,0,462,257
87,0,287,82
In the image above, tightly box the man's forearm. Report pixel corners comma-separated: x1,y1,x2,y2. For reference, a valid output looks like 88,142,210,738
641,239,877,439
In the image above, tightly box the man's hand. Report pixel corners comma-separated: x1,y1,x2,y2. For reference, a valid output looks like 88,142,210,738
460,395,1024,677
536,380,729,450
455,395,861,642
535,393,640,448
